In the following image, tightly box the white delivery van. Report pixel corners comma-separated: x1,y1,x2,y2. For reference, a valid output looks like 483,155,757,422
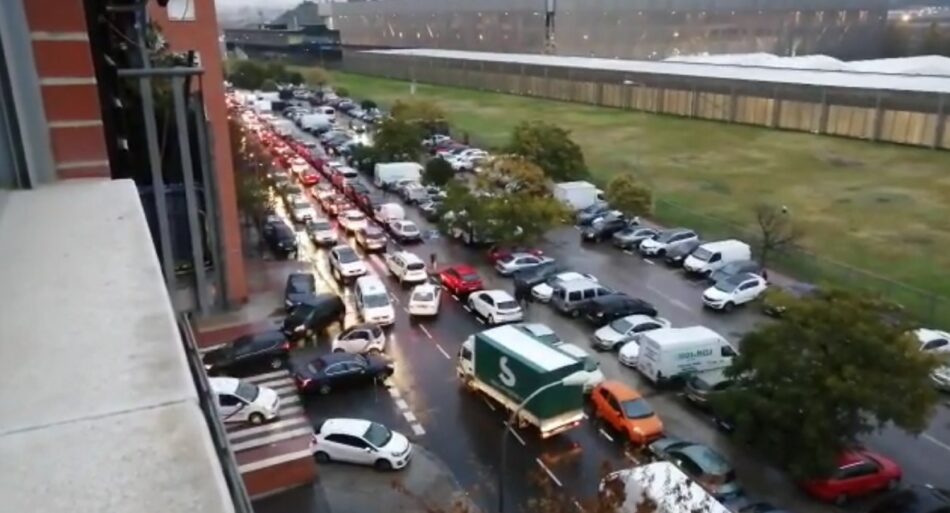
682,240,751,276
635,326,736,385
373,202,406,224
602,462,730,513
300,113,333,132
553,181,605,211
374,162,423,188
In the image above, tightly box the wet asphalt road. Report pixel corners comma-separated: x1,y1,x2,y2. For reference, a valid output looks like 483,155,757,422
262,120,950,513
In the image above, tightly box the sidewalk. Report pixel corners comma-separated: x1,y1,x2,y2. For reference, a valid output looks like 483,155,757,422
252,446,480,513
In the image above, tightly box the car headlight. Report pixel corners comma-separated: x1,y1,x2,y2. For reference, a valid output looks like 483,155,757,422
204,364,213,370
294,324,305,333
632,427,642,434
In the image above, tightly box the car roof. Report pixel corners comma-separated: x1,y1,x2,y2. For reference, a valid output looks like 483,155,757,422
320,417,372,436
556,271,589,281
395,251,423,264
917,328,950,342
316,352,362,366
296,293,343,308
413,282,438,293
356,275,387,293
447,264,478,275
483,289,515,301
620,314,660,325
331,244,355,253
678,444,732,474
209,377,240,394
557,342,589,358
599,380,643,401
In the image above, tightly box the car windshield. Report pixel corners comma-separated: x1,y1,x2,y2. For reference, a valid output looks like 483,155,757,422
293,200,310,209
234,381,261,402
497,300,518,310
310,221,332,231
413,291,435,302
691,247,713,261
346,213,366,222
461,272,480,282
406,262,425,271
364,293,391,308
401,224,419,233
714,280,740,293
621,398,655,419
656,231,678,243
498,255,515,263
364,422,393,447
336,249,359,263
609,318,634,333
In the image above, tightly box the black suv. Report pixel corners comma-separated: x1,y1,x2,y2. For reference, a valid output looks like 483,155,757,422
284,272,316,310
262,219,298,258
282,293,346,341
581,213,629,243
202,330,291,375
581,294,658,325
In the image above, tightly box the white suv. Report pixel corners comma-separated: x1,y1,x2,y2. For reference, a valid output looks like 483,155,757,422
702,273,767,311
210,377,280,425
384,251,428,285
329,245,367,280
311,418,412,470
639,228,698,257
467,289,523,325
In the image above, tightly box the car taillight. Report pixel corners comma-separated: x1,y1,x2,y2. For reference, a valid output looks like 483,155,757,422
282,341,291,351
297,377,312,388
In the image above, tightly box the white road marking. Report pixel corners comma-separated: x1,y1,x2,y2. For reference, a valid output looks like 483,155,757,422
395,399,410,411
482,397,496,411
476,317,485,324
452,294,459,301
388,387,401,398
411,423,427,436
435,343,451,360
462,305,471,312
403,411,418,423
625,451,640,464
419,325,433,339
598,428,614,442
623,250,633,255
536,458,563,487
642,258,655,265
508,425,527,447
923,433,950,453
669,298,692,311
574,500,586,513
403,307,411,314
389,293,400,304
244,370,290,383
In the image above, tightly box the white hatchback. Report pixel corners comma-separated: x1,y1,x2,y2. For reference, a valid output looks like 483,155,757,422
339,209,368,233
210,377,280,425
408,283,441,317
702,273,768,311
592,315,671,351
467,289,524,325
532,271,598,302
311,418,413,471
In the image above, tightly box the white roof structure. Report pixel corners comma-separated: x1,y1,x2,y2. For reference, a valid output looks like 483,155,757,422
366,49,950,94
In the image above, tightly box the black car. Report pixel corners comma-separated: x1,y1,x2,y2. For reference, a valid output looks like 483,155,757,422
664,239,703,266
202,330,291,375
419,201,443,221
291,352,394,394
284,272,316,310
709,260,763,283
575,202,611,226
512,263,564,299
282,293,347,341
868,485,950,513
581,294,658,325
581,214,629,242
262,219,298,257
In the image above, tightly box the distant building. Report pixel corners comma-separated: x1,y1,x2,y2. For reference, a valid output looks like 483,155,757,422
224,24,342,61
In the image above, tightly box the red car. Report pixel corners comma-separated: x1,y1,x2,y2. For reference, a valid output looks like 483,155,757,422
801,450,902,504
487,246,543,265
300,170,320,186
439,265,484,295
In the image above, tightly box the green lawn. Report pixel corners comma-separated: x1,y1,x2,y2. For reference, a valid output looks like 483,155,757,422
330,71,950,323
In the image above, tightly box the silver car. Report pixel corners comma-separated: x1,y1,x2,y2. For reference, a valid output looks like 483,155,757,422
612,226,658,250
494,253,555,276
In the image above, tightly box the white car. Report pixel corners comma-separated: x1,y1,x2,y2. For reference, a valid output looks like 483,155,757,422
467,289,524,324
384,251,428,285
422,134,451,147
389,219,423,243
307,218,337,246
554,343,605,393
591,315,671,351
408,283,441,317
449,151,489,171
210,377,280,425
931,364,950,392
311,418,413,471
618,339,642,367
339,209,368,233
331,323,387,354
532,271,598,302
290,158,310,176
328,244,367,279
702,273,768,311
638,228,699,256
914,328,950,354
290,198,317,223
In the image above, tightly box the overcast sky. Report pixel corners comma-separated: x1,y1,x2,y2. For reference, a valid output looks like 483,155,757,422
218,0,304,8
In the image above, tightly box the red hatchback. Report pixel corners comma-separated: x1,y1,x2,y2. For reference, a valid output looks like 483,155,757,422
439,265,484,295
801,450,902,504
487,246,543,265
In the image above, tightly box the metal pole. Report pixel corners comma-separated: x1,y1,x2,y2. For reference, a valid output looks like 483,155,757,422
139,76,176,296
172,76,211,314
499,380,561,513
192,94,226,310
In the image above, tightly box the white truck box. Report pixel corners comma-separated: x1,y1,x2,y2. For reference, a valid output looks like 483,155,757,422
374,162,423,188
553,181,604,211
635,326,736,384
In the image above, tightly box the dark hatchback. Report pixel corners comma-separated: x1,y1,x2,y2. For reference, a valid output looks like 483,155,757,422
262,220,298,257
202,330,291,375
581,214,629,243
291,352,394,394
664,239,703,267
512,262,563,299
582,294,658,325
282,293,347,342
284,272,316,310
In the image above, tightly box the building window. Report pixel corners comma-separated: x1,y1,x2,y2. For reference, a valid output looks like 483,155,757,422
166,0,196,21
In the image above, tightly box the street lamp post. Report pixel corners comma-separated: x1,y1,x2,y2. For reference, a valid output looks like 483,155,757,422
498,371,589,513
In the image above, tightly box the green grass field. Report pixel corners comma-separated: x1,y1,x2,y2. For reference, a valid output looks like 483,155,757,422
330,71,950,323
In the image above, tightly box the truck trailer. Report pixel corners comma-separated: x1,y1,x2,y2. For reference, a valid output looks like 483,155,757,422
553,181,604,211
457,325,586,438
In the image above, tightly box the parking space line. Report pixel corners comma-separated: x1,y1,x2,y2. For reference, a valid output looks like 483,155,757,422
389,293,400,304
536,458,563,487
244,370,289,382
598,428,614,442
923,433,950,453
573,500,586,513
476,317,485,324
625,451,640,464
388,386,401,398
410,423,426,436
482,397,496,411
507,425,527,446
452,294,459,301
403,411,418,423
395,399,410,410
435,343,451,360
623,250,633,255
642,258,655,265
403,307,411,314
419,325,433,339
462,305,471,312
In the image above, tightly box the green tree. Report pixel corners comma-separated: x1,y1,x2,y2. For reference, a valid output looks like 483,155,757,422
335,87,350,97
349,144,379,174
286,71,304,85
754,204,800,267
228,60,268,90
477,156,549,197
260,79,278,92
713,289,941,481
301,67,330,87
374,118,424,161
391,98,448,134
361,99,378,110
507,120,588,182
605,174,652,219
423,158,455,187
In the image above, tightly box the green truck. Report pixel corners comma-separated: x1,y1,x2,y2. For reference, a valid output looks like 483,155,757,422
457,325,586,438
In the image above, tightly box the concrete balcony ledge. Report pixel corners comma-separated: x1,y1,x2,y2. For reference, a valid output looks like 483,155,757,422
0,180,235,513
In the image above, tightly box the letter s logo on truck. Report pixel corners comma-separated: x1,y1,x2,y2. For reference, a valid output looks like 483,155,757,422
499,357,516,387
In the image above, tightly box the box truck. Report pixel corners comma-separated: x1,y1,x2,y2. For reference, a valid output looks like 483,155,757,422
602,462,730,513
374,162,423,189
457,325,586,438
553,181,604,211
635,326,736,385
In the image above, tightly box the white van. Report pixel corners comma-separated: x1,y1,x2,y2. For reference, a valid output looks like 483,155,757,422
318,106,336,120
374,162,423,188
299,113,333,131
210,377,280,425
354,276,395,326
682,240,751,276
373,202,406,224
602,462,730,513
635,326,736,385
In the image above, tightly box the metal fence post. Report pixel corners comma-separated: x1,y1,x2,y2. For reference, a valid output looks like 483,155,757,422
139,76,176,298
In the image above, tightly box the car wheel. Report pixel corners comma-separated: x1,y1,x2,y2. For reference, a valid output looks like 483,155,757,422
314,451,331,464
656,249,666,257
332,347,344,353
374,459,393,471
570,309,580,318
318,383,331,395
488,314,496,325
269,357,283,369
248,412,266,425
723,302,734,312
887,478,900,490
